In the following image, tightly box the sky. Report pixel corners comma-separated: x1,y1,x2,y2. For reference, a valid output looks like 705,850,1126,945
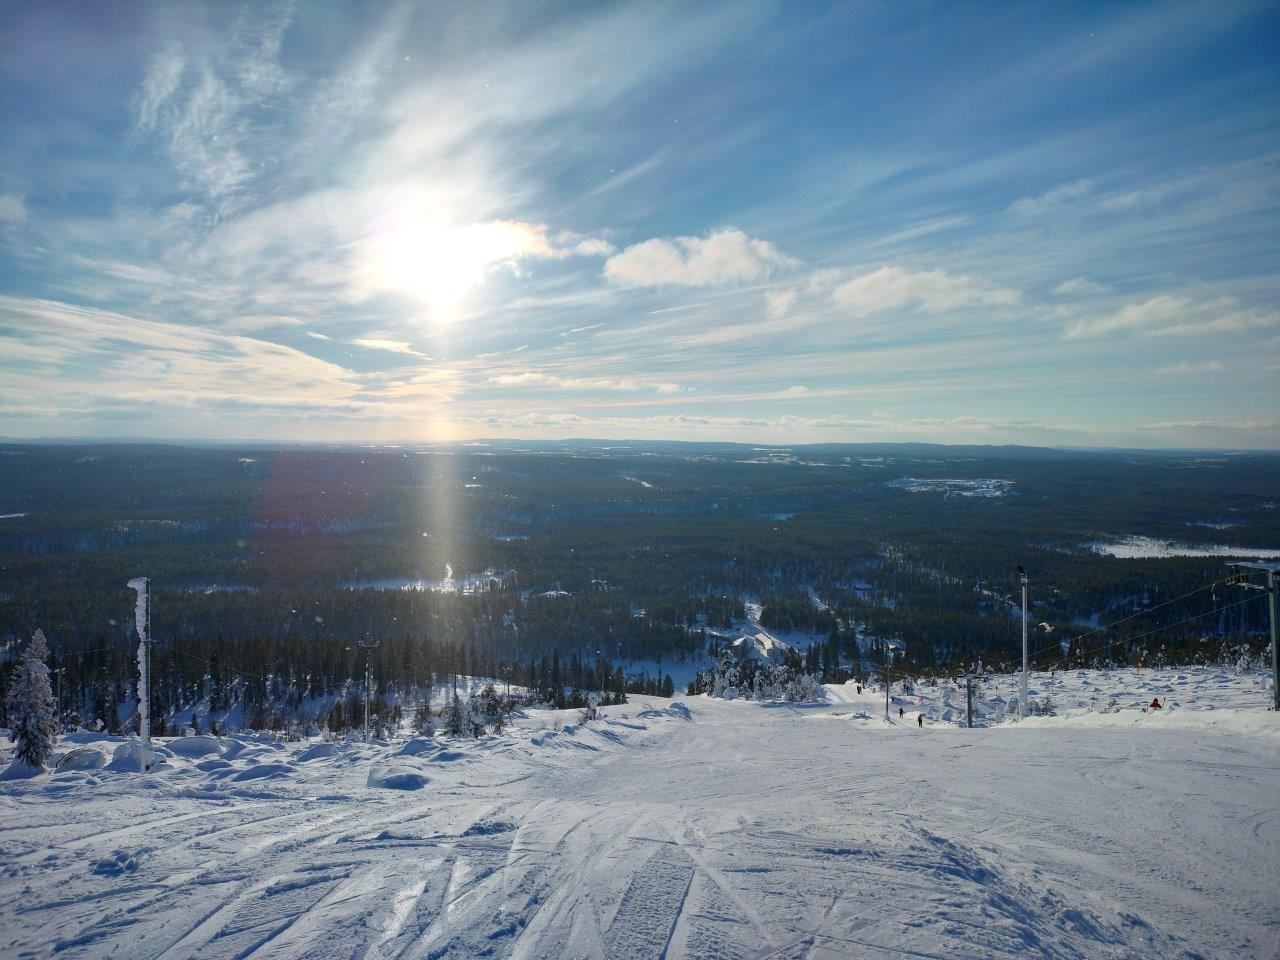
1,1,1278,449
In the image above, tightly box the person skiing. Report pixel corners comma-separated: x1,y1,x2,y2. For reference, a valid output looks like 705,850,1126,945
1149,697,1162,710
917,713,923,728
898,706,904,719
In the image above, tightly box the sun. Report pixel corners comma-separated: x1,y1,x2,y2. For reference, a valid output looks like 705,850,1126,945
362,200,553,320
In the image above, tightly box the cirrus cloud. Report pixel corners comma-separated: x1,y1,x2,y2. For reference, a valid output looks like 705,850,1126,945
1065,295,1280,340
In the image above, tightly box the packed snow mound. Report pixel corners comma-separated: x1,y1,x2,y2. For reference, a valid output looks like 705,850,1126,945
230,762,295,782
367,765,429,790
55,746,106,771
296,742,339,762
395,737,438,757
638,702,692,721
104,742,154,772
0,758,44,780
165,734,223,757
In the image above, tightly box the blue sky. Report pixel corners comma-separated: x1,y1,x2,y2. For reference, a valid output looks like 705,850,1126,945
1,1,1277,447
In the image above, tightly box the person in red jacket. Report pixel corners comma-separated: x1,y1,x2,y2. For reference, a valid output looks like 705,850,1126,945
1149,697,1162,710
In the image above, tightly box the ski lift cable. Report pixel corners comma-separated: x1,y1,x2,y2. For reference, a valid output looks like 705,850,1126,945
1039,593,1264,667
1022,577,1233,663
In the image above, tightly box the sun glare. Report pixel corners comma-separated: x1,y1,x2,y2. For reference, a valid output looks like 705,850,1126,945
364,210,552,320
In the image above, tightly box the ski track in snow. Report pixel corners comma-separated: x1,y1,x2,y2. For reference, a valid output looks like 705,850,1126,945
2,669,1279,959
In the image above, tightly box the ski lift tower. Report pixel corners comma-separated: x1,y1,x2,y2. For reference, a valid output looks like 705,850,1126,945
1225,561,1279,711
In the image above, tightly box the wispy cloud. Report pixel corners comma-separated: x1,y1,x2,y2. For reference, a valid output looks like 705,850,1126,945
1010,178,1094,216
0,194,27,224
1066,295,1280,340
1158,360,1223,375
484,370,681,393
1053,277,1107,297
350,338,432,360
828,266,1019,317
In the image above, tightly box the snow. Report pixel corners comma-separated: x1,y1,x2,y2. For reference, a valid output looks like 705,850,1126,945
1,668,1277,958
344,565,512,593
889,477,1014,497
1088,535,1280,559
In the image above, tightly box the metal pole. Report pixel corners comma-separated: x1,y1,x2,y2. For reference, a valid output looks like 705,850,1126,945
1269,570,1278,712
885,650,891,720
1019,569,1029,719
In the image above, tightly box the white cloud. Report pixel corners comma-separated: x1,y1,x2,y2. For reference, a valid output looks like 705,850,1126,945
1010,178,1094,215
1157,360,1223,375
306,331,332,341
0,194,27,224
1136,419,1279,433
485,370,678,393
131,8,295,205
830,266,1020,317
1053,276,1107,296
571,238,616,257
133,47,184,134
350,338,432,360
0,296,360,414
1065,295,1280,339
764,287,798,319
604,229,799,288
1099,186,1171,211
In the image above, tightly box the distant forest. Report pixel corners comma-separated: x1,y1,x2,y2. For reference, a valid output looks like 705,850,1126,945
1,441,1276,729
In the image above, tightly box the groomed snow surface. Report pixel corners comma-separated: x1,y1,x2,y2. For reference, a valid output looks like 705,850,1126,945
2,668,1278,959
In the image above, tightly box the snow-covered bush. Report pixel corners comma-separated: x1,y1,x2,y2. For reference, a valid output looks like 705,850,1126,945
1027,696,1056,717
5,630,58,770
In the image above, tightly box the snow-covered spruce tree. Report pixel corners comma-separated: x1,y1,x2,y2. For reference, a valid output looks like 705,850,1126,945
6,629,59,769
443,692,472,737
413,700,435,736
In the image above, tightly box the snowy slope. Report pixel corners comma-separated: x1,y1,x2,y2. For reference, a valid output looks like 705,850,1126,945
1,669,1277,959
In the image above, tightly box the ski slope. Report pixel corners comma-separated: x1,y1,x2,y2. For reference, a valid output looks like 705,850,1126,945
1,668,1278,959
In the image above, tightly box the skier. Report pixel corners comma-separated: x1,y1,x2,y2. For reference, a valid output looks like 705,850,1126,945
917,713,923,728
1149,697,1162,710
898,706,904,719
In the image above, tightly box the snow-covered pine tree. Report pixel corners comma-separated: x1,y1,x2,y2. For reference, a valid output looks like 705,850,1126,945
783,672,826,703
413,700,435,736
443,692,471,737
6,629,59,770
